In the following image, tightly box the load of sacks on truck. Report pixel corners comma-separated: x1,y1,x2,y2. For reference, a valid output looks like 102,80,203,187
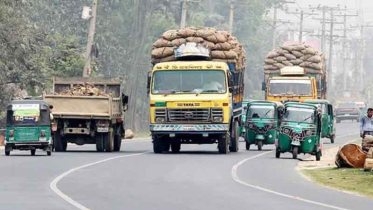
151,27,246,70
264,43,325,74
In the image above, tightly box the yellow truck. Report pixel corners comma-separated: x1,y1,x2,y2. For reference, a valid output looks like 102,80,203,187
263,66,323,102
148,42,245,154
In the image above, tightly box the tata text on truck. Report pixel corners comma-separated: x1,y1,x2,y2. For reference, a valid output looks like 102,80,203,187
148,29,245,154
44,77,128,152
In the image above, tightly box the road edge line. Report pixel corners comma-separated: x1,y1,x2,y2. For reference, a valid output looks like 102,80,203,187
50,151,150,210
231,151,350,210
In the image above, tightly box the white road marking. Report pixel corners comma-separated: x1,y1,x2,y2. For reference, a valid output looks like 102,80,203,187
231,153,350,210
50,151,150,210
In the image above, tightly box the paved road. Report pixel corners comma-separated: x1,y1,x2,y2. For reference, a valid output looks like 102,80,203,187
0,121,371,210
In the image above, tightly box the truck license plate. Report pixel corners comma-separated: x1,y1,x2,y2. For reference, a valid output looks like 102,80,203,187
97,127,109,132
183,125,195,131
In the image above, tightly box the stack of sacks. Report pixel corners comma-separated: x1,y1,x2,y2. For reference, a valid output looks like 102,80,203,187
264,43,325,74
362,135,373,153
151,27,246,70
364,148,373,171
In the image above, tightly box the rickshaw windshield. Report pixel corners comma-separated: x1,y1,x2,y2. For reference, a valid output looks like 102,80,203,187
7,104,50,126
247,106,275,119
283,107,315,123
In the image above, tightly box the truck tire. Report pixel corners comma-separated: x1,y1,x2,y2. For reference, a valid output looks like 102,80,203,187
171,142,181,153
153,136,164,154
96,133,104,152
114,134,122,152
104,132,114,152
31,149,36,156
5,151,10,156
54,132,64,152
229,121,239,152
218,133,229,154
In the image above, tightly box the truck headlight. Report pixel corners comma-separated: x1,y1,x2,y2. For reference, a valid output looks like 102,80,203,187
156,117,166,123
213,116,223,122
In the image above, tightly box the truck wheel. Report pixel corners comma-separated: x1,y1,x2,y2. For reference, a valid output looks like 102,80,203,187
164,141,171,152
5,151,10,156
218,133,229,154
153,136,164,154
113,134,122,152
54,132,64,152
245,142,251,150
229,121,239,152
171,142,181,153
292,147,298,159
31,149,36,156
104,132,114,152
62,138,68,151
257,140,263,151
95,133,104,152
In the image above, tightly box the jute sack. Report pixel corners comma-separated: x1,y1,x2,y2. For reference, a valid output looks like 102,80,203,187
275,56,287,62
293,44,306,51
201,41,215,49
211,51,238,59
267,51,278,58
264,65,278,70
213,42,233,51
335,144,367,168
160,55,177,62
304,47,317,55
292,51,304,58
177,27,196,37
162,30,179,41
196,28,216,39
186,37,205,43
153,38,173,48
284,53,297,60
151,47,174,59
281,45,295,52
309,62,322,70
206,33,228,43
265,59,277,65
277,49,289,56
308,55,322,63
290,59,303,65
274,63,285,69
171,38,187,46
282,61,294,66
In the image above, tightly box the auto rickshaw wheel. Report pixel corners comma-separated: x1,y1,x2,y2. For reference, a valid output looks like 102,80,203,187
330,135,335,144
257,140,263,151
275,149,281,159
153,135,165,154
95,133,105,152
292,147,298,159
218,133,229,154
316,151,321,161
229,121,239,152
31,149,36,156
245,142,250,150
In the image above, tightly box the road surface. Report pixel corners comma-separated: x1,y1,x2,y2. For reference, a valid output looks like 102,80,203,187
0,121,371,210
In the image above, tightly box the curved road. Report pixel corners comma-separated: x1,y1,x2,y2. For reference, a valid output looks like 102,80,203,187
0,121,372,210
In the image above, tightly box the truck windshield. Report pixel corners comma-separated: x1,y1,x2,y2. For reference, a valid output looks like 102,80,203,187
247,106,275,119
269,80,312,96
283,107,315,123
152,70,226,94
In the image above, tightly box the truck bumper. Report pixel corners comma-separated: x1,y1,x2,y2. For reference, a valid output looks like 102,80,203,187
150,124,229,134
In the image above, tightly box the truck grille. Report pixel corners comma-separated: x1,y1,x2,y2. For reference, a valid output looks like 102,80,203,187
211,109,223,118
168,109,210,122
155,109,167,118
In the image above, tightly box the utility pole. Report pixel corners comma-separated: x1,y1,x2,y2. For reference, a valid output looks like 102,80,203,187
286,9,317,42
321,6,327,53
328,9,334,90
272,0,295,48
229,0,234,34
180,0,187,28
83,0,98,78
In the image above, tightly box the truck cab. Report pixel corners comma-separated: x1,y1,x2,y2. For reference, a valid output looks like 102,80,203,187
264,66,318,103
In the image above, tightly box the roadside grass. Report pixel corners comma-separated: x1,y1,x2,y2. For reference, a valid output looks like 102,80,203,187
302,168,373,198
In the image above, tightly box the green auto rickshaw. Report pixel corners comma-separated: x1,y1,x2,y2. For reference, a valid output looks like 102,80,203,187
239,100,254,138
4,100,53,156
244,101,284,150
276,102,322,161
304,100,336,143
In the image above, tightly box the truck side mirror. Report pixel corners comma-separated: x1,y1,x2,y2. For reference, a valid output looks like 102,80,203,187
122,94,129,111
147,71,152,94
261,82,266,91
49,105,53,110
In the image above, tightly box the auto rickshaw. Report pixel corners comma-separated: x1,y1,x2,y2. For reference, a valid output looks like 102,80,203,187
304,99,336,143
4,100,53,156
276,102,322,161
239,100,254,137
244,101,284,150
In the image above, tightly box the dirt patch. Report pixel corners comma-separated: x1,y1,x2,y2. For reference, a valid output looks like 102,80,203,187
0,135,4,146
297,146,340,170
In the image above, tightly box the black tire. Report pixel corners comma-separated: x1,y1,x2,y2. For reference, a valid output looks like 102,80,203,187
104,132,114,152
164,141,171,152
245,142,251,150
62,138,68,151
46,145,52,156
96,133,104,152
218,133,229,154
257,140,263,151
230,121,239,152
114,134,122,152
275,149,281,159
54,132,64,152
153,136,164,154
31,149,36,156
330,135,335,144
47,151,52,156
316,150,321,161
5,151,10,156
171,142,181,153
292,146,298,159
